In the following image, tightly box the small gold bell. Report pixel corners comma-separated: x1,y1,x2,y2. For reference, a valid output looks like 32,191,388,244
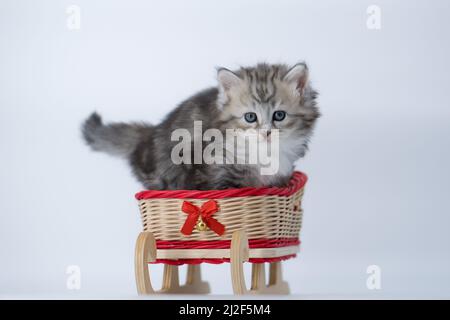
196,219,208,231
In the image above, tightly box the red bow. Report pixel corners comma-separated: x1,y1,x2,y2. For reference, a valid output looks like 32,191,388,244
180,200,225,236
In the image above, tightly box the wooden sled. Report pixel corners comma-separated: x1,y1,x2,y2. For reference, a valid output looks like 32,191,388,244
134,172,307,295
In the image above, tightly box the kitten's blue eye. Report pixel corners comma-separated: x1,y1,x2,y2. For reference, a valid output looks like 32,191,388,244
244,112,257,123
273,111,286,121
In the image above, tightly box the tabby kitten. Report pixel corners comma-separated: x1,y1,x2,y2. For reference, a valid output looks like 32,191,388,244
82,62,320,190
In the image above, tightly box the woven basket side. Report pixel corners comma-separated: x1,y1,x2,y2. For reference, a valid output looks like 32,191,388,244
138,188,304,241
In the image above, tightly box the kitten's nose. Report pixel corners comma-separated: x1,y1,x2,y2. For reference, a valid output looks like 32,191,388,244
266,130,271,137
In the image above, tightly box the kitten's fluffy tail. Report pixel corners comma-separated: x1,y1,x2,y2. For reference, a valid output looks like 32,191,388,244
82,112,152,158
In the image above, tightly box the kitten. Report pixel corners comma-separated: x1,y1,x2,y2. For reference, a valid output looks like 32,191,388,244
82,62,320,190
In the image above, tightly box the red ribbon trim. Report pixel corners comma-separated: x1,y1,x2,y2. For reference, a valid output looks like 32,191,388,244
180,200,225,236
155,238,300,250
150,254,297,265
136,171,307,200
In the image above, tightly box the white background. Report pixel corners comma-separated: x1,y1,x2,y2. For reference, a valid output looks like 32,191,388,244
1,0,450,298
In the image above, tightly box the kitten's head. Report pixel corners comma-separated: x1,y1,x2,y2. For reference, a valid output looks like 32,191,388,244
216,62,320,158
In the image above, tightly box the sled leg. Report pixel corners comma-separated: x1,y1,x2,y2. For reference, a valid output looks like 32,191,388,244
159,264,211,294
251,263,266,292
186,264,201,286
179,264,210,294
230,230,249,295
248,262,291,294
159,265,180,292
135,232,156,294
266,261,290,294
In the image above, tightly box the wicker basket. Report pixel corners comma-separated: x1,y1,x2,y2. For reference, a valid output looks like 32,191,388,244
135,171,306,264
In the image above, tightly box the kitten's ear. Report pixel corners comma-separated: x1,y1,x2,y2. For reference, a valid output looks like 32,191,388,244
217,68,242,92
283,63,309,96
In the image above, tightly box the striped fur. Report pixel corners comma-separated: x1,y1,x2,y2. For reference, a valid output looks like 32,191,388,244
82,63,320,190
